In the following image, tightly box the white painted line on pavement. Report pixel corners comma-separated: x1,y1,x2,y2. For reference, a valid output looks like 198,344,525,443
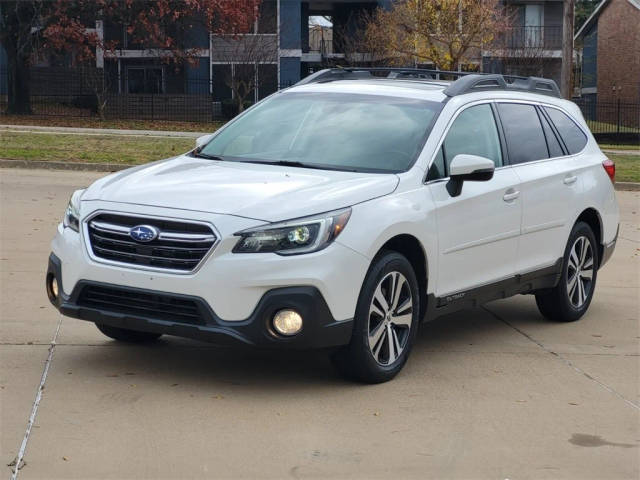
9,315,63,480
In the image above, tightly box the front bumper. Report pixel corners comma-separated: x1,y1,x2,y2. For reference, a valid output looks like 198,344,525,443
47,253,353,348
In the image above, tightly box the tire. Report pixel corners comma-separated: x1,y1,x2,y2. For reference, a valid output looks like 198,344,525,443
535,221,599,322
95,323,162,343
332,250,420,383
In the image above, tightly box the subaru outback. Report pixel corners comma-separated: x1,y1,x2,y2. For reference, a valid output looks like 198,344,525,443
46,68,619,383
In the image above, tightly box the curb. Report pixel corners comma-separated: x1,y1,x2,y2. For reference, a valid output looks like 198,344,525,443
0,159,129,172
615,182,640,192
602,149,640,155
0,124,207,138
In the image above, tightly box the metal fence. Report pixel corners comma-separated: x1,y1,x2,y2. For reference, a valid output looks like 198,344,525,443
1,69,639,144
575,98,640,144
0,69,291,122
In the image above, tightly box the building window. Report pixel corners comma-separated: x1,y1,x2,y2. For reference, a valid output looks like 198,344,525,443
127,67,164,94
257,0,277,34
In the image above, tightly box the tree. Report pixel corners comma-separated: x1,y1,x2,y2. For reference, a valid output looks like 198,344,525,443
212,33,278,114
359,0,509,71
1,0,262,115
561,0,575,98
575,0,599,33
210,3,278,115
489,39,551,79
0,2,50,113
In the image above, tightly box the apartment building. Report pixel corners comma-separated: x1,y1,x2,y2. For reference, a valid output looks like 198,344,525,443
483,0,565,84
1,1,570,106
575,0,640,103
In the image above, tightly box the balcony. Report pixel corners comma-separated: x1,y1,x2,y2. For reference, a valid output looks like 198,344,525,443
501,26,563,50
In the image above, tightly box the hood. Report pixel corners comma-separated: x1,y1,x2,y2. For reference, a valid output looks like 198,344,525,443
83,155,399,222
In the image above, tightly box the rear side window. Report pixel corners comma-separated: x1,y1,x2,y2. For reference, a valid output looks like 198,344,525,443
544,107,588,154
538,110,564,158
497,103,548,165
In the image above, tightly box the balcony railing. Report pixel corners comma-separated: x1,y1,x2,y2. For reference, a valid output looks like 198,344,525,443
501,26,563,50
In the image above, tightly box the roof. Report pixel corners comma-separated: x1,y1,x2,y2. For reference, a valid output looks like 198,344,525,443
290,69,562,100
575,0,608,40
288,79,450,103
285,79,572,110
575,0,640,39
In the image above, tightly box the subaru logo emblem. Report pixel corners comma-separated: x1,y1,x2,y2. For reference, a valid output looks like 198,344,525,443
129,225,159,243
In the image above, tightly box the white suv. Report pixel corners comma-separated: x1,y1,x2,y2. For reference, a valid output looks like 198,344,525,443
46,69,619,383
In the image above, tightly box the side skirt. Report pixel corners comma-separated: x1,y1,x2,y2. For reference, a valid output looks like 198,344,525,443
424,258,563,322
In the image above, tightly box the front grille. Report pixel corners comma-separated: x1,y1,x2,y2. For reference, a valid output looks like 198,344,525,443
87,213,216,272
78,284,206,325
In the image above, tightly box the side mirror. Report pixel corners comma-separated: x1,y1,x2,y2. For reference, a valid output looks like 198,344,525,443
447,154,495,197
195,134,214,150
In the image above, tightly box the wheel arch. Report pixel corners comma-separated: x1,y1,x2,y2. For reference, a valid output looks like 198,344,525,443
376,234,428,321
575,207,603,266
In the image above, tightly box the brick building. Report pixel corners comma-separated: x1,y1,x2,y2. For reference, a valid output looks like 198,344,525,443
575,0,640,103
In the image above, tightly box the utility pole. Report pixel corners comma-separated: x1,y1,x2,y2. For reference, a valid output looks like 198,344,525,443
561,0,575,98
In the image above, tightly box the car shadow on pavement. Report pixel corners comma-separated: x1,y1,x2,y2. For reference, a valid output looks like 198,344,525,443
60,298,545,387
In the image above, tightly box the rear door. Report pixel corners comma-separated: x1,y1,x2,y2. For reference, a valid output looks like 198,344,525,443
497,102,584,274
427,103,522,297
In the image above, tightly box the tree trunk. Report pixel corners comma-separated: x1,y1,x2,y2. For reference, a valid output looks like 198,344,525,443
560,0,575,99
7,50,32,114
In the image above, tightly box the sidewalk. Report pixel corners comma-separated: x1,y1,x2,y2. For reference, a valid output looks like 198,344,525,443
602,149,640,155
0,124,208,138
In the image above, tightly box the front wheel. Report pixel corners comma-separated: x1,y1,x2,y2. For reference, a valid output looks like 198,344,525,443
535,221,598,322
332,251,420,383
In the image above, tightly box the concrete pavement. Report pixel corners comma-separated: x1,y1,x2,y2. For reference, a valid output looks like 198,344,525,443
1,168,638,479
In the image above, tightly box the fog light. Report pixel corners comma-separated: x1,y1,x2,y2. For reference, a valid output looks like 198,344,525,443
272,309,303,336
47,274,59,301
51,277,59,298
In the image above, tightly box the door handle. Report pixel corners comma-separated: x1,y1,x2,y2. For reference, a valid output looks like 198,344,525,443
503,190,520,202
564,175,578,185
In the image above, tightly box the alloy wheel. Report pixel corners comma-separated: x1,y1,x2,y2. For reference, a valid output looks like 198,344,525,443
567,235,594,308
368,271,413,365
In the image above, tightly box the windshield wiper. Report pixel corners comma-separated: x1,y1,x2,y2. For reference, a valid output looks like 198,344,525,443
192,151,225,161
267,160,317,168
236,159,358,172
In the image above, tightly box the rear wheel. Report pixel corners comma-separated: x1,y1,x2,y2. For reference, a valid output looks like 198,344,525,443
535,221,598,322
332,251,420,383
96,323,162,343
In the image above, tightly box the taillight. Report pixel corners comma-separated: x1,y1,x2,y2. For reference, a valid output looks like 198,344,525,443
602,158,615,183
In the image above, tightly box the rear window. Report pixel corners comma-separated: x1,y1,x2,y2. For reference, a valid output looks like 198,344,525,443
544,107,588,154
497,103,548,165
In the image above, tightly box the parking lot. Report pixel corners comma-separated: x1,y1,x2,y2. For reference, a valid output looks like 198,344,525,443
1,168,638,479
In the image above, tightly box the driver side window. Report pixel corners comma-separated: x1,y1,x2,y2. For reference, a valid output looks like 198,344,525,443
428,104,503,180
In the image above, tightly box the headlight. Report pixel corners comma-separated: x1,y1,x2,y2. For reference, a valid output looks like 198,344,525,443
63,189,85,232
233,208,351,255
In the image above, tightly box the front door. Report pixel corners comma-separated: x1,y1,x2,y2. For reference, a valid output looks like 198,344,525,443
427,103,522,297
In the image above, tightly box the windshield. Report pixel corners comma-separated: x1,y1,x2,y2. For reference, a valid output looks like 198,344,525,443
199,92,442,173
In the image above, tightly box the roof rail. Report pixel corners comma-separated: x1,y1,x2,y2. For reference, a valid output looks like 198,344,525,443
293,67,561,98
293,67,468,86
442,74,561,98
